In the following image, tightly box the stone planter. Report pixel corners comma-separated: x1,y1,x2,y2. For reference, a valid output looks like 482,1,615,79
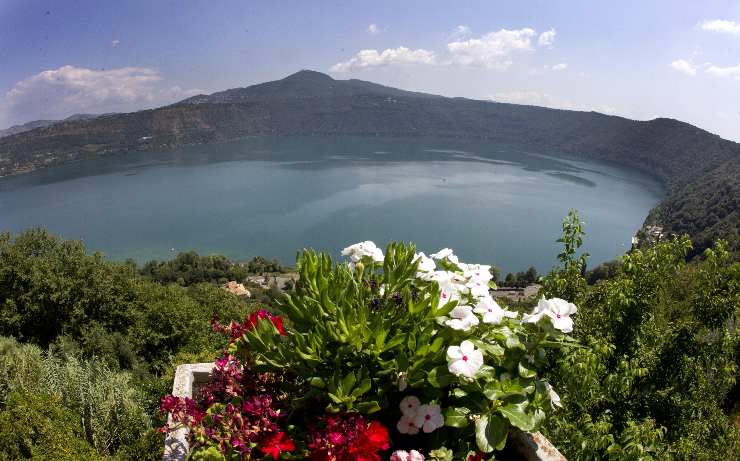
164,364,566,461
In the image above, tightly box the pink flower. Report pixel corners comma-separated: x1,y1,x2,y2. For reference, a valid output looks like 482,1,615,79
399,395,421,417
413,404,444,433
396,415,419,435
391,450,425,461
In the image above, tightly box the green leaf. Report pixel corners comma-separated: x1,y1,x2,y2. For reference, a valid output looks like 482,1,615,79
327,392,344,405
356,401,381,414
452,388,469,398
429,336,445,353
374,329,388,350
499,402,536,431
475,414,508,453
483,379,528,401
427,366,454,388
309,377,326,389
341,371,356,393
518,362,537,379
383,334,405,351
351,379,372,397
407,333,417,351
444,407,470,428
434,299,458,318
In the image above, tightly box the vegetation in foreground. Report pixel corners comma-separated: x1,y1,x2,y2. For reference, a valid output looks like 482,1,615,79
0,215,737,459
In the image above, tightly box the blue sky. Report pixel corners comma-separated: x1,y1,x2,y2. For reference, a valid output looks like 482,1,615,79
1,0,739,140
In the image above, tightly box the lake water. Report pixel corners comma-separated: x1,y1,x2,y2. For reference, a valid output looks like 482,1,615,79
0,136,663,274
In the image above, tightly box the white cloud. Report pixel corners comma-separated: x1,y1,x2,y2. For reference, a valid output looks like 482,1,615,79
700,19,740,35
330,47,436,72
490,90,616,114
538,28,557,47
367,23,380,35
447,28,536,70
670,59,698,76
448,25,471,40
706,63,740,79
544,63,568,71
1,65,200,124
111,39,120,47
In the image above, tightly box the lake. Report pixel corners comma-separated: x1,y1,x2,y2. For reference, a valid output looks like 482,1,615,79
0,136,663,274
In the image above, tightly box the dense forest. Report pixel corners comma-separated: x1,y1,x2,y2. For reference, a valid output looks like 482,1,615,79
0,222,737,460
0,71,737,254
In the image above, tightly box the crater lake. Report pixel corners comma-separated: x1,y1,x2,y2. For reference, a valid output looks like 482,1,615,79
0,136,663,273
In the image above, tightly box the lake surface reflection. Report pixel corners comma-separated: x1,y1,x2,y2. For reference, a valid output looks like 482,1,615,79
0,136,663,273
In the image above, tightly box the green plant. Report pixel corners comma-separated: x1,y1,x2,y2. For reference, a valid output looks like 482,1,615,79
166,241,577,459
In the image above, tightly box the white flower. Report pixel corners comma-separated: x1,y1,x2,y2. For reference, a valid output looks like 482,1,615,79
396,415,420,435
466,279,490,298
414,252,436,273
399,395,421,417
444,305,480,331
522,297,577,333
473,297,507,324
430,248,459,264
413,403,444,433
391,450,425,461
341,241,384,264
446,340,484,379
461,263,493,283
545,382,563,408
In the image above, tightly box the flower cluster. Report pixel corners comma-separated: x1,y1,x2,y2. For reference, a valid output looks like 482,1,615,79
161,241,576,460
341,240,385,268
308,413,390,461
416,249,518,330
397,396,443,435
391,449,425,461
212,308,287,342
161,325,294,459
522,297,577,333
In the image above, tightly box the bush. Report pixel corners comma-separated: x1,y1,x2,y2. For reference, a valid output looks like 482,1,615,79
0,337,153,458
0,391,103,460
0,229,254,373
540,215,740,459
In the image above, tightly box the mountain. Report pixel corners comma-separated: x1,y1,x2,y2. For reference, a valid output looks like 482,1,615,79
0,113,102,139
0,70,737,254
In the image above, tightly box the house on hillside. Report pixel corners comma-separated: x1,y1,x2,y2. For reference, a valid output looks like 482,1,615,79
221,281,251,298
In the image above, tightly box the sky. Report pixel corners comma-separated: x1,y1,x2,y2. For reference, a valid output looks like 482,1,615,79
1,0,739,141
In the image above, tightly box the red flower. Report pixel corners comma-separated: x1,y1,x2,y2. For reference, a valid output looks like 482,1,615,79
309,414,389,461
467,452,487,461
348,421,389,461
248,309,288,335
260,431,295,459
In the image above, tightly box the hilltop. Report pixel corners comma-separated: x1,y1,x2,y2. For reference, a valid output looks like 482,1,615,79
0,113,102,139
0,70,737,253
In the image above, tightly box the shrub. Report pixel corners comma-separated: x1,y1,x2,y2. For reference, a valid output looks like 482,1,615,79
0,337,153,458
540,216,740,460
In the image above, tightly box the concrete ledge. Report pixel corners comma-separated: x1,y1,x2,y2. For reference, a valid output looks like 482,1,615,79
509,429,567,461
163,363,213,461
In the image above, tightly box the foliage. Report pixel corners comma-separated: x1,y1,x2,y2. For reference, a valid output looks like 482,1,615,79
0,391,103,461
0,229,253,372
502,267,538,288
0,336,158,460
140,252,285,287
163,241,576,459
541,215,740,460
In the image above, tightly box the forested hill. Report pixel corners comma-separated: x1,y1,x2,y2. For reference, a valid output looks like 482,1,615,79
0,70,737,252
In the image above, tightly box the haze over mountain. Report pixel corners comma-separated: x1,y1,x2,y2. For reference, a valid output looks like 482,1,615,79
0,70,737,254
